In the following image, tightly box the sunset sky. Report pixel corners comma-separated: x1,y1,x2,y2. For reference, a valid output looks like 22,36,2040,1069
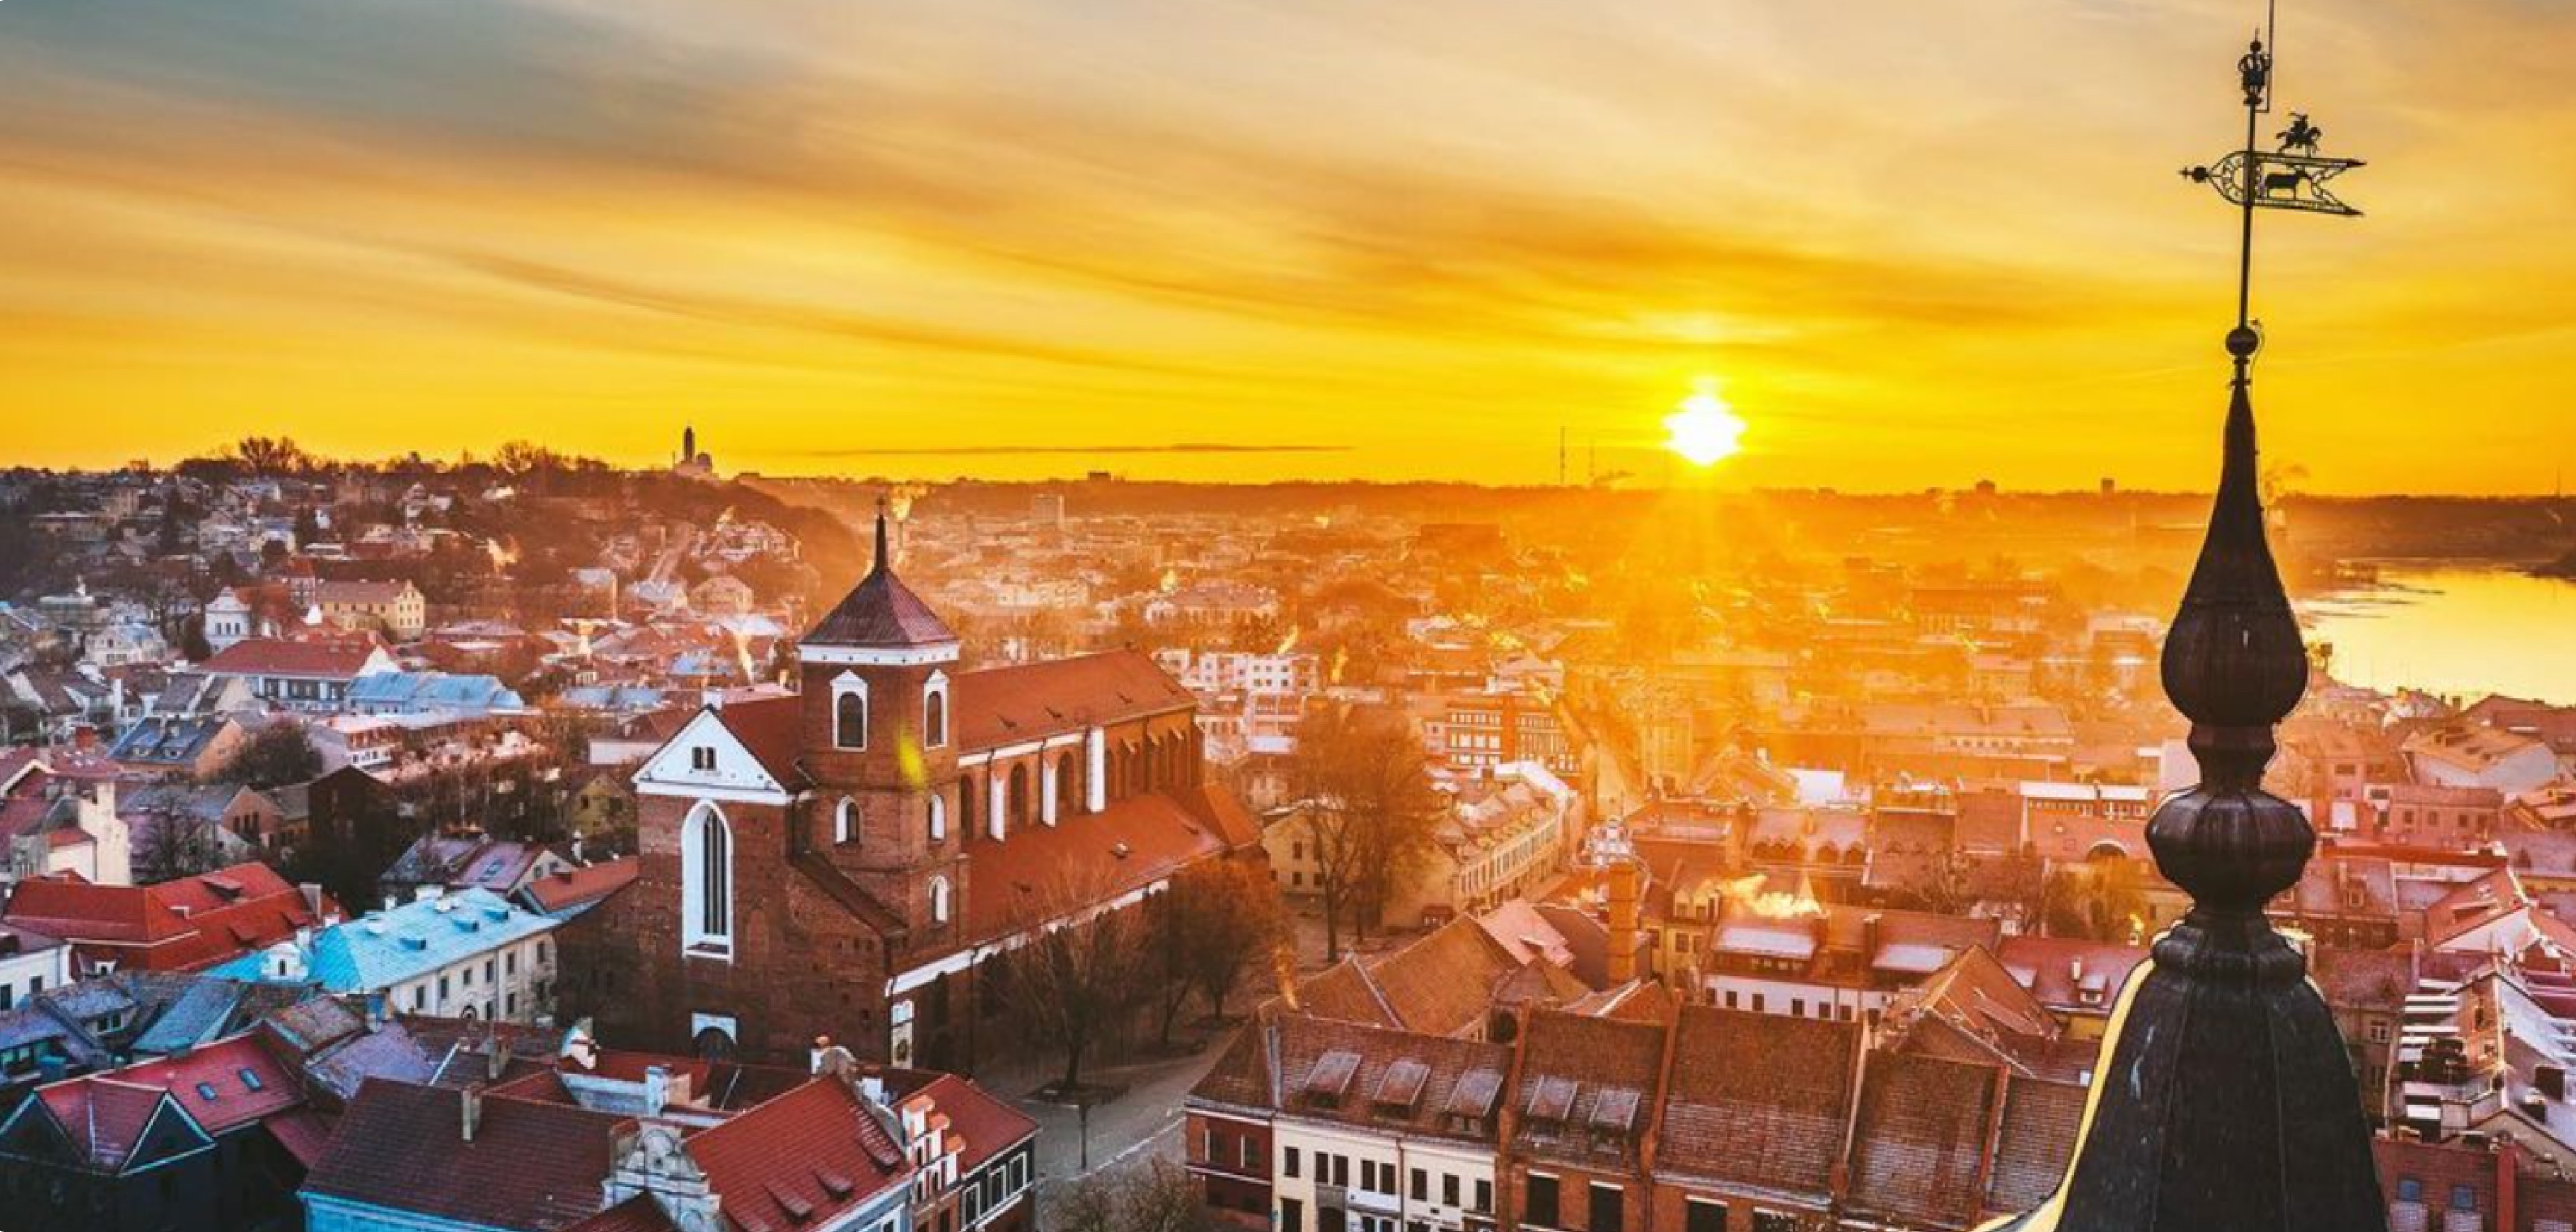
1,0,2570,491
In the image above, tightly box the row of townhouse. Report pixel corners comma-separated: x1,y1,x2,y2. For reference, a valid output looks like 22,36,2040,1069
1188,1002,2083,1232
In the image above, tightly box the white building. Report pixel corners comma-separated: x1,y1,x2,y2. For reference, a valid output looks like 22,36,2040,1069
210,886,561,1024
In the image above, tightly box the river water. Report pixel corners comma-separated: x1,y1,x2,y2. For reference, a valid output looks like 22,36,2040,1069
2301,563,2576,706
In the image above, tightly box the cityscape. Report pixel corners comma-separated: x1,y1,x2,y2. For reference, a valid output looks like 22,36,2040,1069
2,4,2574,1232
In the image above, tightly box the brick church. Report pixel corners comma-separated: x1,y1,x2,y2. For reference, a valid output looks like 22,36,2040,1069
569,514,1263,1070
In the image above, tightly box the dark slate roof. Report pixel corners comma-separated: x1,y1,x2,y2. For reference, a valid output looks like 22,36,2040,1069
801,563,955,649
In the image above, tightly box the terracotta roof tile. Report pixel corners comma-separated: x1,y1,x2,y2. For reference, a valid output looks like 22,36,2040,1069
1658,1006,1857,1196
303,1078,625,1231
960,792,1231,945
1985,1075,2085,1215
910,1073,1038,1173
950,651,1192,751
202,637,386,678
1844,1052,2005,1230
1507,1010,1667,1166
684,1078,914,1230
707,696,809,791
523,857,642,916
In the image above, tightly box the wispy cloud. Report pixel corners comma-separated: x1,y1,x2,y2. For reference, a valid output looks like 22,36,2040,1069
1,0,2572,490
799,443,1348,457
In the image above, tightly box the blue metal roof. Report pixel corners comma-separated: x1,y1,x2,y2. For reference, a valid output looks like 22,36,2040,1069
208,888,556,993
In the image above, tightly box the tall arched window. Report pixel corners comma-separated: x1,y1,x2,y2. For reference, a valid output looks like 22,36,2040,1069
1056,754,1077,820
681,803,732,956
929,876,953,926
835,797,858,846
1008,763,1031,832
924,675,949,749
959,778,977,838
836,690,867,751
927,792,947,843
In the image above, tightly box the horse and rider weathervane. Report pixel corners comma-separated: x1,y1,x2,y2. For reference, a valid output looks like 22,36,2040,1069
2179,1,2367,338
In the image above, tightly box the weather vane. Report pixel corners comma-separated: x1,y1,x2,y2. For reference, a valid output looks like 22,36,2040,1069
2179,1,2366,348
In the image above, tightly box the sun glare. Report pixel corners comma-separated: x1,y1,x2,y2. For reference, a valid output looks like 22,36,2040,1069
1663,379,1747,467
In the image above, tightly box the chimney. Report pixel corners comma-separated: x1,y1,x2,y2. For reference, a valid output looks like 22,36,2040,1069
643,1065,670,1117
460,1084,484,1142
1862,913,1885,965
1606,859,1641,985
487,1037,511,1081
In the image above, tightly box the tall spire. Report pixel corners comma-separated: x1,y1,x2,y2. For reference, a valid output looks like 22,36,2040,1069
872,493,891,576
1989,12,2379,1232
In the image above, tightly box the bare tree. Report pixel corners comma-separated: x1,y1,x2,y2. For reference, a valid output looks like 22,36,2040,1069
133,817,227,882
215,720,323,789
1174,859,1285,1022
1053,1161,1216,1232
1000,874,1146,1093
1289,704,1442,959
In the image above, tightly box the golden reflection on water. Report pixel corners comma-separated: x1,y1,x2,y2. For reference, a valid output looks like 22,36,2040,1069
2302,564,2576,705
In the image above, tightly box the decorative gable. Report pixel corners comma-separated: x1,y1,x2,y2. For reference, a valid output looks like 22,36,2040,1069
636,709,790,804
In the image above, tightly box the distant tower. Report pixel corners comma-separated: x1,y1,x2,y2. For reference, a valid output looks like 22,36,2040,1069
682,424,696,464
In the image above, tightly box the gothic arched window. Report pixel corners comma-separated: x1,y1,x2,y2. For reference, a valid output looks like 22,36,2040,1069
836,689,868,751
836,798,858,846
929,875,953,926
1056,754,1078,820
927,792,947,843
1008,763,1031,832
924,676,949,749
682,803,733,955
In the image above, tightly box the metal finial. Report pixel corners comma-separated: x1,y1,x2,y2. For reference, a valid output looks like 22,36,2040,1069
872,495,891,574
1986,15,2384,1231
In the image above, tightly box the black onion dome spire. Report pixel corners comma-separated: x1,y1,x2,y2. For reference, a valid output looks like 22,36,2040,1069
801,500,956,649
1989,16,2383,1232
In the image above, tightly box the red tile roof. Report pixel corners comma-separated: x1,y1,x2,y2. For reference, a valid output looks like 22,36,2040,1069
1506,1010,1667,1165
201,637,385,679
909,1073,1038,1173
960,791,1235,945
303,1079,627,1231
102,1032,303,1136
265,1107,338,1167
1843,1052,2005,1229
522,857,641,914
707,695,809,789
684,1078,912,1232
950,651,1193,751
29,1032,303,1170
1985,1075,2085,1215
1658,1006,1859,1195
4,861,333,970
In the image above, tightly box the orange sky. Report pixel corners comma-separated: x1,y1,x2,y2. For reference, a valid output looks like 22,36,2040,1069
1,0,2570,491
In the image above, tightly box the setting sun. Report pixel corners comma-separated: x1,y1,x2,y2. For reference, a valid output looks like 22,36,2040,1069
1663,380,1748,467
